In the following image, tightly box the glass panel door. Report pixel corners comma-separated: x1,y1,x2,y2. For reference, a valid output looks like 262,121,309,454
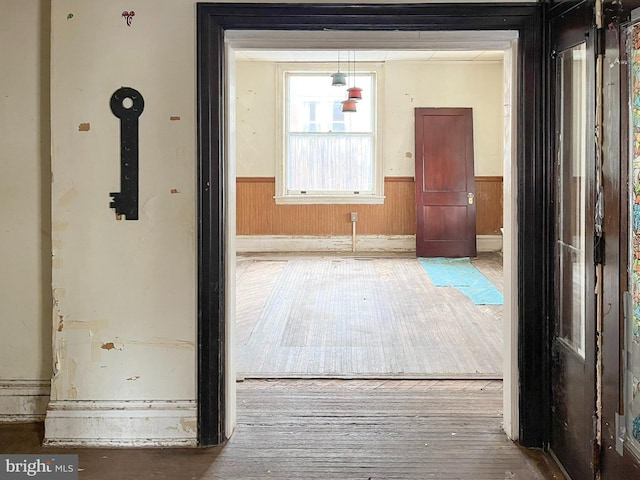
556,43,587,359
550,21,596,477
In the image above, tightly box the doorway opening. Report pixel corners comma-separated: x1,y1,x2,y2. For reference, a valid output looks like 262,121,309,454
197,2,546,449
226,31,518,436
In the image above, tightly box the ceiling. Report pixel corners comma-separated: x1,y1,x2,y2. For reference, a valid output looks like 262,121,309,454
235,50,504,63
229,30,516,63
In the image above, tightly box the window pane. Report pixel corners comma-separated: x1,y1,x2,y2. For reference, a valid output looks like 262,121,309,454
287,134,373,191
288,75,372,133
555,43,586,358
286,72,375,194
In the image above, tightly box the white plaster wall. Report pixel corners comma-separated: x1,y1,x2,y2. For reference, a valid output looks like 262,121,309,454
50,0,196,401
383,61,504,176
235,60,504,177
236,62,277,177
0,0,528,438
0,0,52,381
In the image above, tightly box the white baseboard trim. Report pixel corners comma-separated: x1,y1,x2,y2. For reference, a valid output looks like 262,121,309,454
0,380,50,422
236,234,503,253
477,234,503,252
236,235,414,253
44,400,197,447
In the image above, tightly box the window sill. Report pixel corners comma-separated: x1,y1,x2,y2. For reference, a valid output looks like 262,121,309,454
274,195,385,205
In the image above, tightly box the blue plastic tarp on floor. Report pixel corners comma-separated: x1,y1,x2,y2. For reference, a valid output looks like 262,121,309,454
418,257,504,305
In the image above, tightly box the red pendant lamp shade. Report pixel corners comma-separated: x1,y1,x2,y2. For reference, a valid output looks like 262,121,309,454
341,99,357,113
347,87,362,101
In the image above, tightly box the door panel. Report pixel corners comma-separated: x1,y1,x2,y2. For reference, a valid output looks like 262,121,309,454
549,4,597,479
414,108,476,257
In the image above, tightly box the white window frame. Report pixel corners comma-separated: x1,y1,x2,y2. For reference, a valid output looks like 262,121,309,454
275,62,384,205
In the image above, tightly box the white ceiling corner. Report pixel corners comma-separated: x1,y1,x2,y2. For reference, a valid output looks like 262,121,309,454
228,30,516,63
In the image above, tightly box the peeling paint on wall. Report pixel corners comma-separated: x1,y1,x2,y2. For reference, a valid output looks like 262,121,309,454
51,338,68,401
58,186,78,208
68,386,78,399
67,359,78,399
63,319,108,331
91,336,103,363
47,0,199,417
123,337,195,350
51,221,69,232
179,418,196,433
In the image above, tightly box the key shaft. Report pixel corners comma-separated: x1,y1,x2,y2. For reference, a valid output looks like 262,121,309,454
109,87,144,220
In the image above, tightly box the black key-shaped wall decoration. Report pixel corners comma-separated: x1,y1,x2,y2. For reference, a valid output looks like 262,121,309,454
110,87,144,220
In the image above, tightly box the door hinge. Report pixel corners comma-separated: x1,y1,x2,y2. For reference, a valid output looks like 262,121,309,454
593,414,602,471
594,232,605,265
624,290,632,325
616,412,626,456
596,27,606,56
624,291,632,367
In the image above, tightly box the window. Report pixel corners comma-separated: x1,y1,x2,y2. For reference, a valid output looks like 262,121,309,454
275,65,383,204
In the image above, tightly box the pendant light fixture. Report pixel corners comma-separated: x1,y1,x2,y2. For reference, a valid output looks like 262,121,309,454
331,51,346,87
346,50,363,101
342,51,357,113
341,99,357,113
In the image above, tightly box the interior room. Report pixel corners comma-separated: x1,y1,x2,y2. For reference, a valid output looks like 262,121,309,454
6,1,640,478
232,45,507,380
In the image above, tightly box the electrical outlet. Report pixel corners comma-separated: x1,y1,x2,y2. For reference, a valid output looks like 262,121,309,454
350,212,358,222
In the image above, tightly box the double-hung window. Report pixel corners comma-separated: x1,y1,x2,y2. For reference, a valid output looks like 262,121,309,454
275,65,383,204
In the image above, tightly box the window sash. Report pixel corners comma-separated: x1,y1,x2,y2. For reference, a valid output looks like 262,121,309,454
286,132,374,194
275,64,383,205
285,71,375,196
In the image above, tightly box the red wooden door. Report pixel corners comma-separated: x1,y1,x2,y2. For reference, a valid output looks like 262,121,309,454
414,108,476,257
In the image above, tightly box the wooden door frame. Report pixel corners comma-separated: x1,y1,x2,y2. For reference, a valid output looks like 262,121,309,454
196,2,546,447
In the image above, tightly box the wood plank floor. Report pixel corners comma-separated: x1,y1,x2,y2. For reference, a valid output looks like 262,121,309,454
236,253,503,379
1,380,566,479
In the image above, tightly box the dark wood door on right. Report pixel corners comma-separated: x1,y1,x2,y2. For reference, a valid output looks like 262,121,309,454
549,3,597,479
414,107,476,258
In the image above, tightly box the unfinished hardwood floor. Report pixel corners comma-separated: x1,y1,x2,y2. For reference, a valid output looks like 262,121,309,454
236,253,503,379
1,379,565,479
220,379,565,479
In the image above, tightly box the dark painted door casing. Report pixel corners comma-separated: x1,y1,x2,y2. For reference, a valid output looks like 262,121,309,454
197,2,545,448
